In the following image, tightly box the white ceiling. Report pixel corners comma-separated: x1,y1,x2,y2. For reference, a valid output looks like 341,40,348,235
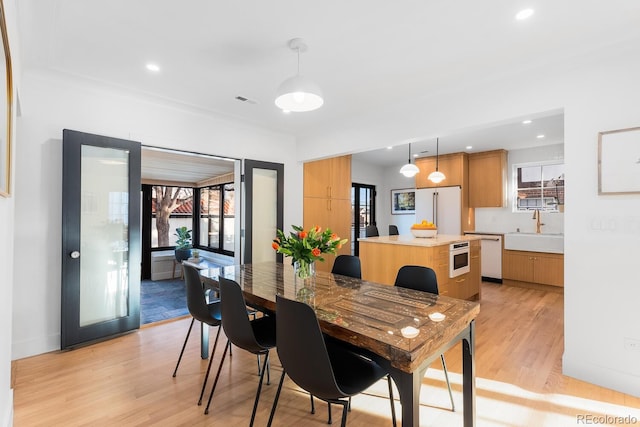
17,1,640,173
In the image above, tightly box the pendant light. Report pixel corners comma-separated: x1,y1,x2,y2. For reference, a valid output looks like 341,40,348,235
428,137,446,183
275,38,324,112
399,143,419,178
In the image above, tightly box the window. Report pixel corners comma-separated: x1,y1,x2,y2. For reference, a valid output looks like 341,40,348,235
199,183,234,255
514,162,564,212
151,186,193,248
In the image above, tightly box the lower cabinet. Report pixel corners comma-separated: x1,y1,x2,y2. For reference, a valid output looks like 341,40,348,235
502,249,564,287
442,240,481,300
303,197,351,273
358,240,480,301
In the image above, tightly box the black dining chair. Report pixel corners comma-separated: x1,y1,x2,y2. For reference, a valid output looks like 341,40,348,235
365,225,379,237
331,254,362,279
394,265,455,411
172,264,223,406
388,225,399,235
204,277,276,426
268,295,396,427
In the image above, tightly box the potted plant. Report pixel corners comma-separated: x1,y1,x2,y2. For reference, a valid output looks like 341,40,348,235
174,226,192,261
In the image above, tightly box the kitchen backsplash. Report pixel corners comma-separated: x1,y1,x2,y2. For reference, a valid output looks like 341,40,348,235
474,207,564,234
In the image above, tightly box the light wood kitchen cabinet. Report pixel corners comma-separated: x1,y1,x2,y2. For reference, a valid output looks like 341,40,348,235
447,240,480,300
303,155,352,272
432,245,451,297
303,155,351,200
468,240,481,298
502,249,564,287
414,153,468,189
358,237,481,301
468,149,508,207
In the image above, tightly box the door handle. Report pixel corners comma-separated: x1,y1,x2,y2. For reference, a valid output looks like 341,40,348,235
70,251,80,259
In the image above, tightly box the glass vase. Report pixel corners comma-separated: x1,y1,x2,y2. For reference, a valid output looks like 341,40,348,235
293,260,316,306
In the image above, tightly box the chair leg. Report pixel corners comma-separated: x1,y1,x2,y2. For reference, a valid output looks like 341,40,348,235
387,375,397,427
197,325,222,405
172,318,195,377
266,370,287,427
203,338,230,414
440,354,455,411
310,394,315,414
339,400,349,427
328,402,332,424
249,351,270,427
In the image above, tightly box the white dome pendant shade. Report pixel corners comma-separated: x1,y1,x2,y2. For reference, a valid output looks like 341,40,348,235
399,143,420,178
428,137,446,184
275,38,324,112
275,75,323,112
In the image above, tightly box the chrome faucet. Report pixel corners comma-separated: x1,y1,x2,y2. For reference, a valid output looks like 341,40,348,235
532,209,545,234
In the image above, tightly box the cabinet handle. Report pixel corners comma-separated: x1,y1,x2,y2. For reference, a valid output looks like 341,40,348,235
327,186,332,198
455,278,466,283
327,199,331,211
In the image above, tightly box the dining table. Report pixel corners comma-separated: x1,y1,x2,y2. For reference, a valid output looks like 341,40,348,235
199,261,479,427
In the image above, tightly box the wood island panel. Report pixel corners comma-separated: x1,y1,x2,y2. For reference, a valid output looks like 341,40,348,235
358,234,481,300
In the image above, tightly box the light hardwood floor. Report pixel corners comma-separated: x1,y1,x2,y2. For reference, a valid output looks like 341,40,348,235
12,283,640,426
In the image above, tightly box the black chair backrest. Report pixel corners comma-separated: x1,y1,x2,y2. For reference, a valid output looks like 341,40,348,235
219,277,263,353
394,265,439,294
331,255,362,279
276,295,342,400
389,225,399,235
184,264,213,323
365,225,379,237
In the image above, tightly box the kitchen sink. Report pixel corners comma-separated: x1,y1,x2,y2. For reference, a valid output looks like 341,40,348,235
504,233,564,254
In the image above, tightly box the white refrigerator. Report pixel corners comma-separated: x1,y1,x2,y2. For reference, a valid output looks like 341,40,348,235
414,186,462,235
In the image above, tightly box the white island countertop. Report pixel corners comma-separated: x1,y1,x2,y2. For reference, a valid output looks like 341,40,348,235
358,234,481,247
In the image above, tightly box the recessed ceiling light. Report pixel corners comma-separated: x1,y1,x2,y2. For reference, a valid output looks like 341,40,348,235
146,63,160,72
537,134,545,139
387,146,393,150
522,119,532,124
515,8,534,20
466,146,473,150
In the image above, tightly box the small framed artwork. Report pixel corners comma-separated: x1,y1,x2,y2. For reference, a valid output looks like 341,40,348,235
391,188,415,214
598,126,640,194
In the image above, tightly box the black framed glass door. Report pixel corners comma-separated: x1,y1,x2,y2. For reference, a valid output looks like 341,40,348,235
61,129,141,349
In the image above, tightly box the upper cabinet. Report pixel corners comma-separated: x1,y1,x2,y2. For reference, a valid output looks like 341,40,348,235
303,155,351,200
468,149,508,207
415,153,468,189
303,155,352,273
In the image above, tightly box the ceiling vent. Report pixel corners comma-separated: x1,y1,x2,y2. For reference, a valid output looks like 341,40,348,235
235,95,257,105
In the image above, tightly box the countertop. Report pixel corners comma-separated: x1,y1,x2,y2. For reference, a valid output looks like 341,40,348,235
358,234,480,247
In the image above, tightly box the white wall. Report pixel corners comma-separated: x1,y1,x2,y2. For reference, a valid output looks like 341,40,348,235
12,69,300,359
299,39,640,397
475,144,565,234
1,0,18,424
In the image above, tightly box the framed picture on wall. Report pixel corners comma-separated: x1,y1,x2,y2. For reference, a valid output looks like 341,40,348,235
391,188,415,214
598,126,640,194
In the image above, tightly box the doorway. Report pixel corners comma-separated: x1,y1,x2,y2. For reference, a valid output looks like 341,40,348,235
352,183,376,256
139,147,238,324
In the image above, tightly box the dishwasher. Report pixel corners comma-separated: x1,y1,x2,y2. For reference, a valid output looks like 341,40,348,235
476,234,502,283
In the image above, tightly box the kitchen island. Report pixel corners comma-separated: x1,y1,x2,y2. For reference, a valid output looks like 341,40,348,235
359,234,482,300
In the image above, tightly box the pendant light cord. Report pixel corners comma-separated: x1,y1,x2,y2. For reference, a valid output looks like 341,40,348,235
435,138,439,171
408,143,412,164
